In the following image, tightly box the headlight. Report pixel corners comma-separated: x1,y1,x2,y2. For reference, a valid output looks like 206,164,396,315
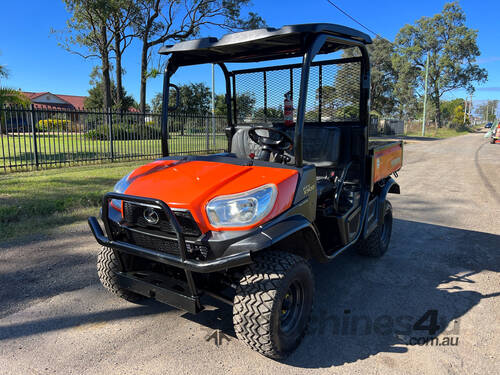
206,184,277,228
111,172,132,209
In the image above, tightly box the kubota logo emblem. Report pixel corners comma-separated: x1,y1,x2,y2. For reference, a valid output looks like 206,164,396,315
143,207,160,225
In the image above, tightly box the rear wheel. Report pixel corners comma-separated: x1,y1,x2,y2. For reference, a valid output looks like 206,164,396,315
233,251,314,359
356,200,393,257
97,247,144,303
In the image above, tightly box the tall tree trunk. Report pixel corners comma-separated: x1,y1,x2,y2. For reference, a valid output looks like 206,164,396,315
139,40,149,113
433,91,442,128
100,25,112,111
114,30,124,112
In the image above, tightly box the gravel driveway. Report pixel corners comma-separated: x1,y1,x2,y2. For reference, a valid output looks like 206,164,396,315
0,132,498,375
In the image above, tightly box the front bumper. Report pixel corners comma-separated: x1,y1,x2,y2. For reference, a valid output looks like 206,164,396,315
88,216,252,273
88,192,253,314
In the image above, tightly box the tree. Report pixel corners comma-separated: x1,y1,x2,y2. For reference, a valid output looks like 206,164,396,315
58,0,115,109
151,86,256,125
176,82,211,113
476,100,499,122
151,92,163,114
108,0,139,111
316,86,339,114
452,104,466,126
0,65,6,79
392,49,420,119
151,82,211,114
441,98,465,125
394,2,487,127
0,63,8,85
213,92,255,119
0,88,30,134
133,0,265,113
85,70,137,110
253,107,283,121
341,37,398,116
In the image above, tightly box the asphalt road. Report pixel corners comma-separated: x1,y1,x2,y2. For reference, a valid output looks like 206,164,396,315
1,132,499,375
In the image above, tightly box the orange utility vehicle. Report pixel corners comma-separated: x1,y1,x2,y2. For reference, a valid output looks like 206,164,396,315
89,24,403,358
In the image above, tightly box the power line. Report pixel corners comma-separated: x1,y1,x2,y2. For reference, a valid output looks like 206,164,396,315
325,0,381,38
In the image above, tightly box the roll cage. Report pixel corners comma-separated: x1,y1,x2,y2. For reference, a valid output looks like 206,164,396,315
159,23,372,168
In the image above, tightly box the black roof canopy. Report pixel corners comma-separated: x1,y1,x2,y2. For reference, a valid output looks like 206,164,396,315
159,23,372,66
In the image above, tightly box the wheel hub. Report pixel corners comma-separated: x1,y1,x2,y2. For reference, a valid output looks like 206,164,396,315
280,281,304,333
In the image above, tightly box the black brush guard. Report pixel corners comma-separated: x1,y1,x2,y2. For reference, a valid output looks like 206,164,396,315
88,192,252,314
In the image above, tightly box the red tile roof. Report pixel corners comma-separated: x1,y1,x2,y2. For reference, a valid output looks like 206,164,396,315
55,94,86,109
21,91,138,112
22,91,86,109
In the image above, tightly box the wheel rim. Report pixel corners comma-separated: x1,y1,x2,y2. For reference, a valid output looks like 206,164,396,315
279,280,305,334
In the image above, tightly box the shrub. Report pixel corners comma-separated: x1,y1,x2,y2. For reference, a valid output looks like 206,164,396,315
84,123,162,140
37,119,72,131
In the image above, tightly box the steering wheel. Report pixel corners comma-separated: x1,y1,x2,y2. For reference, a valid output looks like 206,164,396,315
248,127,293,161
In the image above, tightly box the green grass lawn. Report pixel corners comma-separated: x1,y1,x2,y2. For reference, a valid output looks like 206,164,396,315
0,133,227,171
0,160,151,241
405,125,481,138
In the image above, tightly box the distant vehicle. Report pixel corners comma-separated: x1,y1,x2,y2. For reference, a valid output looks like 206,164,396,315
485,122,493,128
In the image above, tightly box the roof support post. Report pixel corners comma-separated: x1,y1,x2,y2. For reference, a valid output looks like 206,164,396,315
161,60,177,157
294,34,327,167
217,63,235,152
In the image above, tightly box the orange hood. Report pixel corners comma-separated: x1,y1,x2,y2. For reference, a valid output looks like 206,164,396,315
123,159,298,233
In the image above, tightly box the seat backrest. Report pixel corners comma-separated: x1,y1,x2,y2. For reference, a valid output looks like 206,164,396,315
300,125,340,167
231,125,340,167
231,126,266,159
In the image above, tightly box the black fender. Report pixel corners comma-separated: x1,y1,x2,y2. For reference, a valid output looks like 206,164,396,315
362,178,399,239
224,215,327,263
378,178,399,222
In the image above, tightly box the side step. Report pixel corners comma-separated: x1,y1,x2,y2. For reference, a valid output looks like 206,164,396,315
115,271,203,314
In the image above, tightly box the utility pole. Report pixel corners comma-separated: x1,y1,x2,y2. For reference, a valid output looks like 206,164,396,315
421,51,430,136
469,94,473,123
463,98,467,123
211,64,216,149
470,94,473,115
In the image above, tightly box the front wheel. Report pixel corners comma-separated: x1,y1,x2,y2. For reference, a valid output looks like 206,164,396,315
97,247,144,303
356,200,393,257
233,251,314,359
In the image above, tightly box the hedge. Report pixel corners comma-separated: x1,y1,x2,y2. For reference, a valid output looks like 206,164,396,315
37,119,72,131
84,123,162,140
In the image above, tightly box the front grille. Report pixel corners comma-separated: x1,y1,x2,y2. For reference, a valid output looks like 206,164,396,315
109,202,208,260
123,202,201,237
128,230,181,255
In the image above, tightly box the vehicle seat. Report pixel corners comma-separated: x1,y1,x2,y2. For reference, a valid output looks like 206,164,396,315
231,125,340,167
230,126,269,159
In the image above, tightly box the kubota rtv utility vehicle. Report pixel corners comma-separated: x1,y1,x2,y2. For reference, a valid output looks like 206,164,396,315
89,23,403,359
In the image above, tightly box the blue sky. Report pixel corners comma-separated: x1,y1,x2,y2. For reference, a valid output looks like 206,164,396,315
1,0,499,114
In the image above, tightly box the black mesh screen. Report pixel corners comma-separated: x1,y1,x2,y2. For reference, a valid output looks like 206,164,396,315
233,59,361,124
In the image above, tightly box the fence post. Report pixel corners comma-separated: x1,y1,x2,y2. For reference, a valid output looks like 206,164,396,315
212,114,216,150
108,108,114,161
30,104,39,168
206,115,210,153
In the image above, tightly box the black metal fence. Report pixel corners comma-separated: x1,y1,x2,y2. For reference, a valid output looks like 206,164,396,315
0,106,227,172
0,105,406,173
